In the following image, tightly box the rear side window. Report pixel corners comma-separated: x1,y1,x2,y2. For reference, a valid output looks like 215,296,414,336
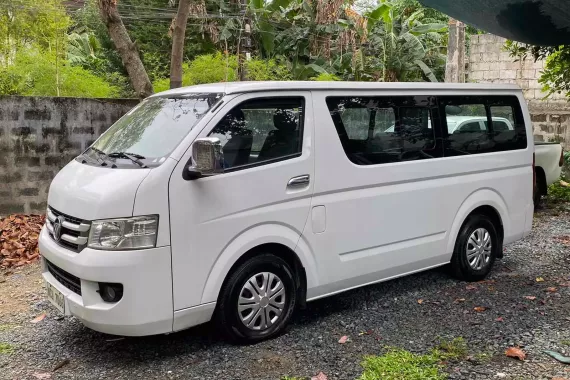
440,96,527,156
326,96,440,165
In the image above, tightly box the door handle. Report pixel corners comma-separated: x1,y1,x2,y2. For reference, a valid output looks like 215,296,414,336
287,175,310,188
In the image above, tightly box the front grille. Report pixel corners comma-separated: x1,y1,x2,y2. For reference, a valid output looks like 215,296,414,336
46,207,90,253
46,259,82,295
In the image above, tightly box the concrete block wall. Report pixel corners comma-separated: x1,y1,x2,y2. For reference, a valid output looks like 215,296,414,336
0,96,139,215
468,34,570,146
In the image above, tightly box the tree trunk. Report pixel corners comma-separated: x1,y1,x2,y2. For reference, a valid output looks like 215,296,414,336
170,0,192,89
97,0,153,98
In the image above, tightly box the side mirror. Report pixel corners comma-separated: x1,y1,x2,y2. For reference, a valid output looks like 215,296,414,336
183,137,224,181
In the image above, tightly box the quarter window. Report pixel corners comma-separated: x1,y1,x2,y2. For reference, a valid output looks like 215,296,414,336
326,96,439,165
440,96,527,155
208,97,304,170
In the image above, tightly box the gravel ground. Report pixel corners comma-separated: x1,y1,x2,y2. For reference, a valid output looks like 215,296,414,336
1,203,570,380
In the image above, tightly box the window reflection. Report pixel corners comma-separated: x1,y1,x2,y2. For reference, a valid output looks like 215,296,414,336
91,94,221,160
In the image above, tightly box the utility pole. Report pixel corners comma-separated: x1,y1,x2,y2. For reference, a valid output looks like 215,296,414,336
238,0,251,81
445,18,466,83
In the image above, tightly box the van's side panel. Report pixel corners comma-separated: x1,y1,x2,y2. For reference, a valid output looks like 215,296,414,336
168,91,315,317
305,90,532,300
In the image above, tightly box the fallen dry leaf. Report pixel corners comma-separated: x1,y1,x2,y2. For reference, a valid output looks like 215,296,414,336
32,373,51,380
560,180,570,187
454,298,466,303
524,296,537,300
554,236,570,246
0,214,45,269
495,317,504,322
552,377,569,380
338,336,349,344
417,299,424,304
31,313,46,324
505,347,526,361
536,277,545,282
474,306,487,312
547,287,557,293
466,285,478,290
311,372,328,380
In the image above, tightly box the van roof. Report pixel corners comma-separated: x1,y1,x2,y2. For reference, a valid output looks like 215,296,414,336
152,81,522,97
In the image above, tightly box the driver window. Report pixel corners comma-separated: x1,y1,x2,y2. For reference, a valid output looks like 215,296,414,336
208,97,304,170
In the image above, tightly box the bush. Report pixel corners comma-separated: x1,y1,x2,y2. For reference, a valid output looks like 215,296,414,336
152,54,292,90
246,58,292,81
311,72,341,81
547,177,570,203
0,50,118,98
187,52,238,84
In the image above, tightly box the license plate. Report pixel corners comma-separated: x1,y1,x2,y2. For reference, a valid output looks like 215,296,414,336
46,281,65,314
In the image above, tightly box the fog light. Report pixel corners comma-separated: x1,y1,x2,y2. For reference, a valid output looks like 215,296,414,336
98,283,123,303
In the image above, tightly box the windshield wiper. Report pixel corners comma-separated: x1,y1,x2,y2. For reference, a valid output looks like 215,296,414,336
108,152,148,168
86,147,117,168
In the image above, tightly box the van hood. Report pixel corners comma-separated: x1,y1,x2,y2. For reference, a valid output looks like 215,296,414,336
47,160,151,221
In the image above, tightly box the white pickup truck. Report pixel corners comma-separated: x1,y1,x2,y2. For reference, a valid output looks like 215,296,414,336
534,141,564,205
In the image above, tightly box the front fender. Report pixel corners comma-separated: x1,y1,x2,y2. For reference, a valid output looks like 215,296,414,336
445,188,510,257
200,223,319,304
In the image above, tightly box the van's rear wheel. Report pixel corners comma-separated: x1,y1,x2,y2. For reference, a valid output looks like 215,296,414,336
216,254,297,343
450,214,499,282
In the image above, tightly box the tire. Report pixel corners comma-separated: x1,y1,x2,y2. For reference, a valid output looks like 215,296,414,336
215,254,297,343
450,214,499,282
534,169,547,209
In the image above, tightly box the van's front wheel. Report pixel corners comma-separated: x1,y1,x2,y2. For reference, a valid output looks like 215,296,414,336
216,254,297,343
450,214,499,282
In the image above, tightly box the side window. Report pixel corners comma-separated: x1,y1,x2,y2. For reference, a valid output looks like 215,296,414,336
326,96,438,165
340,108,371,140
208,97,304,169
440,96,527,156
442,99,493,155
489,104,526,150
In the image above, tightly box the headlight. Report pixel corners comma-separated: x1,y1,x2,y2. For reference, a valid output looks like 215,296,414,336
88,215,158,250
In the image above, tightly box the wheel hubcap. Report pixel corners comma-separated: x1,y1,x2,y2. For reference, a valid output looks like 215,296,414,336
238,272,286,331
466,227,492,270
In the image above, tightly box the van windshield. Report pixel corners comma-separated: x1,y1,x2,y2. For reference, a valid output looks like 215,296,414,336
87,94,222,164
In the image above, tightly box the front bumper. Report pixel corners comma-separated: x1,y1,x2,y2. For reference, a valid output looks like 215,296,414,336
39,226,174,336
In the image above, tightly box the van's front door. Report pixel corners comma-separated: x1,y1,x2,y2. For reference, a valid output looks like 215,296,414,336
168,92,314,316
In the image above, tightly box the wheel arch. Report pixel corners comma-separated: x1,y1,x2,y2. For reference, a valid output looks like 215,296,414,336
446,188,509,260
200,223,318,305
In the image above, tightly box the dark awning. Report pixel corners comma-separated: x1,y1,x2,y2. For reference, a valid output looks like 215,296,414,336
418,0,570,46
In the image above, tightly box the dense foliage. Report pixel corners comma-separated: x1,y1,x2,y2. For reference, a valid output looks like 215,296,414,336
0,0,118,97
505,41,570,99
1,0,452,98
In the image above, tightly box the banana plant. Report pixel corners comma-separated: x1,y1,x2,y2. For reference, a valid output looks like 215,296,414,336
67,32,100,65
363,0,446,82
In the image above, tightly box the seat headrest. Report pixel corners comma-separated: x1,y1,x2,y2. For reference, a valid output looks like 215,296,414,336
273,109,297,132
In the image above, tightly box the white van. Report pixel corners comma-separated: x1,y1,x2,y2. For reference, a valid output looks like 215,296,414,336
40,82,534,342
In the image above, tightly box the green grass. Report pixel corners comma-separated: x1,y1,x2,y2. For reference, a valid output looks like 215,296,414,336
472,352,493,364
358,338,468,380
359,348,447,380
561,340,570,346
433,337,468,361
0,343,14,354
